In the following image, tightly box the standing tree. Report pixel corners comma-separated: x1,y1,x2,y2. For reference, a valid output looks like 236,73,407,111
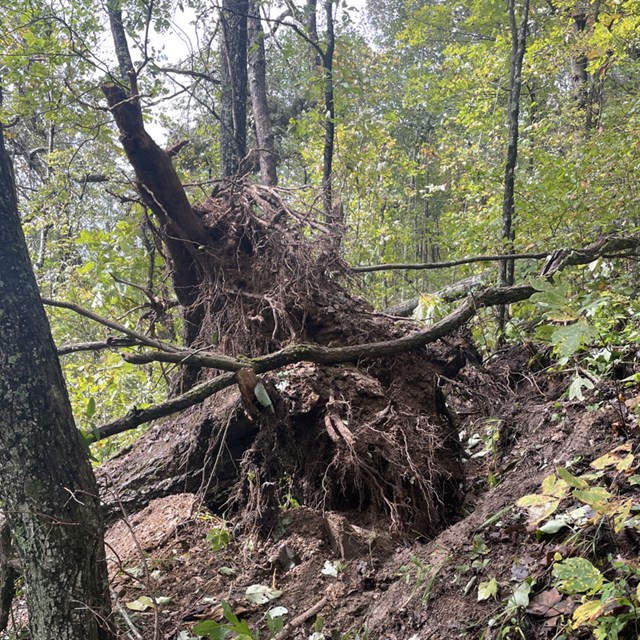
0,98,114,638
498,0,529,337
248,0,278,185
220,0,249,176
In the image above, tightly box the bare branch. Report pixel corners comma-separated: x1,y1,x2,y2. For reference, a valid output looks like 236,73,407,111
92,233,640,441
124,350,243,371
96,372,237,440
353,234,640,273
42,298,180,353
57,338,140,356
353,251,548,272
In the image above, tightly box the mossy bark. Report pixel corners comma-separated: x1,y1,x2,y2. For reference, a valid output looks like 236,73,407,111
0,119,114,638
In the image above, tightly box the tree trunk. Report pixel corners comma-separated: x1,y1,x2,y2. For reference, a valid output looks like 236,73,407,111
321,0,336,225
220,0,249,176
0,103,113,640
569,2,603,132
248,0,278,186
498,0,529,337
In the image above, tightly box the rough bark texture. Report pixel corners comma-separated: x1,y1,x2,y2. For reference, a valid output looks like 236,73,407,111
321,0,336,224
220,0,249,176
499,0,529,290
248,0,278,185
0,115,113,639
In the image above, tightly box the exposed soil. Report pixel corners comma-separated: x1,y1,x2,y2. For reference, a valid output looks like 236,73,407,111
100,343,640,640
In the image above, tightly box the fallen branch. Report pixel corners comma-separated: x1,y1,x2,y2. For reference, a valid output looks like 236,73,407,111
95,283,534,440
91,233,640,441
275,596,328,640
384,273,488,317
96,371,237,440
353,233,640,273
57,337,140,356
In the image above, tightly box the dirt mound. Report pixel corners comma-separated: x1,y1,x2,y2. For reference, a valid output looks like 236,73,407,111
101,344,639,639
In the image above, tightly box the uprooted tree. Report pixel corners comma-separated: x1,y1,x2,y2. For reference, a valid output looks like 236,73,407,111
95,4,468,535
92,6,640,539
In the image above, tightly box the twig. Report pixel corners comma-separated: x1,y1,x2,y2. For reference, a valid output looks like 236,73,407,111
275,596,327,639
109,585,143,640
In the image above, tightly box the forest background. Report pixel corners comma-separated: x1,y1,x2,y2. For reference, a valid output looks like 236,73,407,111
1,0,640,637
2,0,639,445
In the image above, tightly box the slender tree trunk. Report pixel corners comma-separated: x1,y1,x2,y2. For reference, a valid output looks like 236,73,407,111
248,0,278,185
569,1,603,132
321,0,336,226
498,0,529,337
220,0,249,176
0,101,113,640
106,0,134,79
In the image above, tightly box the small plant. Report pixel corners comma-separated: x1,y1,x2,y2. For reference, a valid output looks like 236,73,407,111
513,443,640,638
397,554,438,608
192,601,254,639
206,524,231,552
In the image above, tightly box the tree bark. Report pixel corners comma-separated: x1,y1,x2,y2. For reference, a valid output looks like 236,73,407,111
569,2,603,132
321,0,336,225
220,0,249,176
0,102,113,639
498,0,529,337
248,0,278,185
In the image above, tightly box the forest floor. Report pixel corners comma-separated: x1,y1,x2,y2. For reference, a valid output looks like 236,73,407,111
103,343,640,640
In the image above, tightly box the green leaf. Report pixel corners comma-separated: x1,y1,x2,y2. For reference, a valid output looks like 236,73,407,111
552,558,604,595
538,518,568,534
192,620,227,639
556,466,588,489
85,396,96,419
573,487,612,510
477,578,499,601
551,322,598,360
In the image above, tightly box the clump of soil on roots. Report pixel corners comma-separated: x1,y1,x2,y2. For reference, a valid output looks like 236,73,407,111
165,182,467,537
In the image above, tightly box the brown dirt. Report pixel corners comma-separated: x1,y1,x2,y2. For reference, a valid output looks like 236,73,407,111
99,343,640,639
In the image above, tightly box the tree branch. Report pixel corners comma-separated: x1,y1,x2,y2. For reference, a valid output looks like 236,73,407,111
91,233,640,441
57,338,140,356
353,234,640,272
42,298,180,353
96,283,534,440
353,251,547,272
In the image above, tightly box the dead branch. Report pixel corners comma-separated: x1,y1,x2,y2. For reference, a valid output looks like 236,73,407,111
275,596,328,640
384,273,489,317
354,251,547,272
42,298,180,353
91,233,639,441
353,233,640,272
57,337,140,356
95,372,237,441
123,350,244,371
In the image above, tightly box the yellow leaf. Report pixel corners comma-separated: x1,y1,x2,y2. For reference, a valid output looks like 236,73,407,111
573,600,605,626
591,444,632,470
613,498,633,533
